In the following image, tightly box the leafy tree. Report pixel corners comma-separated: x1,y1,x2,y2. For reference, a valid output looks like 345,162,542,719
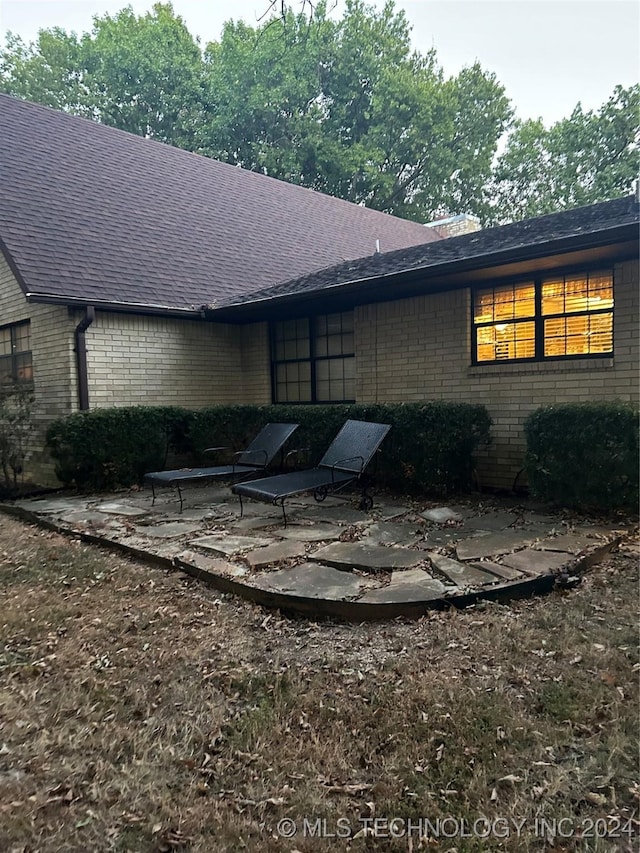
490,84,640,223
0,28,86,113
200,1,512,221
1,3,204,144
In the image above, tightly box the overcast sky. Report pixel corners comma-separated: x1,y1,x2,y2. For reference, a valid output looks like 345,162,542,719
1,0,638,126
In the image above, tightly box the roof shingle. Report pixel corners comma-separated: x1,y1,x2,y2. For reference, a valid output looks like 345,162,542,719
0,94,439,310
218,194,639,311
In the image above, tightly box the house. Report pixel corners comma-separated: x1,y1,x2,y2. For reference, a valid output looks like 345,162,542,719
1,94,638,489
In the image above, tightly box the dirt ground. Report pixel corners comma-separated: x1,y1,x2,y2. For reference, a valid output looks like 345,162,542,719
0,513,638,852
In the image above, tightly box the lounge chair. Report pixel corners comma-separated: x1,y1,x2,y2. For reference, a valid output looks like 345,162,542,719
144,422,299,511
232,419,391,525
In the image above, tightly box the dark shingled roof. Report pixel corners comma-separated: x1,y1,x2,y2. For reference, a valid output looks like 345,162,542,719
217,194,639,312
0,94,439,311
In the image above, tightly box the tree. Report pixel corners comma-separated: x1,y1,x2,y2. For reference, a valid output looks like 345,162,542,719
490,84,640,223
200,1,512,221
1,3,204,145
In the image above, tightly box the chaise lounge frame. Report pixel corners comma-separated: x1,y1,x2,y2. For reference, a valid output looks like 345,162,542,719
231,419,391,525
144,422,299,511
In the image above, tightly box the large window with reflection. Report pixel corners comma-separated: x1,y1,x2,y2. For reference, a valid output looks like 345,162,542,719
271,311,355,403
473,270,613,363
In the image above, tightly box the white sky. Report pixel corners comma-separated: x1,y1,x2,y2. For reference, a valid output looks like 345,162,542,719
1,0,638,126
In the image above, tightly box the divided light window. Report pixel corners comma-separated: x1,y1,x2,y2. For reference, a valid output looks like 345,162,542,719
473,270,613,363
272,311,355,403
0,321,33,384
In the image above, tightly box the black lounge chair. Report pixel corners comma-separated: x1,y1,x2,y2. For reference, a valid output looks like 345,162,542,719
232,419,391,525
144,422,299,511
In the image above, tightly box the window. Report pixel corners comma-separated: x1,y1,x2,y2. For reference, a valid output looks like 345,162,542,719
0,321,33,384
271,311,355,403
473,270,613,363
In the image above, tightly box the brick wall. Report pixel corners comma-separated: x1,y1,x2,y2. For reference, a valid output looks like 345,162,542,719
0,253,77,484
355,258,639,490
84,311,256,408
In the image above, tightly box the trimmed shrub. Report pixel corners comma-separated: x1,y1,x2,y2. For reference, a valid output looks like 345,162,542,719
524,402,639,512
46,406,192,490
46,402,491,493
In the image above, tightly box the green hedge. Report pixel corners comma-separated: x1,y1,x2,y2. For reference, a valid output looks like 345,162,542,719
524,402,639,512
45,406,192,491
46,402,491,494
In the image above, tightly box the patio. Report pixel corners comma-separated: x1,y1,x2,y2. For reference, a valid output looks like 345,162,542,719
1,484,632,621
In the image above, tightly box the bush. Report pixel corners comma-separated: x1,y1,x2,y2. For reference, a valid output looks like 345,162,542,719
46,402,492,493
46,406,192,490
524,402,639,512
0,384,35,489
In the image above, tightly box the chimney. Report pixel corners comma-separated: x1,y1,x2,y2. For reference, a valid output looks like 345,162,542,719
424,212,481,239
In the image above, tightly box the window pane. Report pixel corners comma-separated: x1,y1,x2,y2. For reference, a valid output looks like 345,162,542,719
327,334,343,356
13,324,30,352
475,283,535,327
476,321,535,362
0,329,11,357
544,312,613,357
0,354,13,382
15,352,33,381
542,272,613,315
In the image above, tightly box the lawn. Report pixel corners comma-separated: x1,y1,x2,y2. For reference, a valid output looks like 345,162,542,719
0,514,638,852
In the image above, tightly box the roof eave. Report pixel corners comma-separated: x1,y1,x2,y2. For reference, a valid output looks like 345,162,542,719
208,221,639,321
25,291,206,319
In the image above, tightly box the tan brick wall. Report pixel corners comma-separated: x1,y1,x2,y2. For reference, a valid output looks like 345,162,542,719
240,322,271,404
0,253,77,485
355,258,639,490
84,312,270,408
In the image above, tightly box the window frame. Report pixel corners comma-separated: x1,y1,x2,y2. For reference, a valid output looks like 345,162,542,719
0,320,33,385
270,311,356,404
471,266,614,366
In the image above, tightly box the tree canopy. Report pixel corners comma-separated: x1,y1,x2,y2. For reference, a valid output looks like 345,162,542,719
1,1,638,224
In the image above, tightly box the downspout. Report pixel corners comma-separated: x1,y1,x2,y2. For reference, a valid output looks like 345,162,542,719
74,306,95,411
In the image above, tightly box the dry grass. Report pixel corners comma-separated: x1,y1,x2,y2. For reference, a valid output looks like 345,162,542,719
0,514,638,852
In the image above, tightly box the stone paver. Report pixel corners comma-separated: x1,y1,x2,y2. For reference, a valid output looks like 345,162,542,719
310,542,423,572
500,548,572,575
534,533,605,554
244,541,307,570
363,522,424,546
253,563,365,600
60,510,116,526
177,550,249,577
304,505,373,525
359,570,449,604
428,553,499,587
422,527,485,547
279,523,345,542
468,561,524,581
191,534,272,557
375,503,410,521
14,498,80,514
138,521,202,539
455,530,538,561
229,514,284,532
96,502,150,517
421,507,464,523
463,510,521,531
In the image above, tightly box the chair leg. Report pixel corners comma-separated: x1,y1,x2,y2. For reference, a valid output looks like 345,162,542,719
238,493,244,518
278,499,288,527
177,484,184,513
151,483,156,506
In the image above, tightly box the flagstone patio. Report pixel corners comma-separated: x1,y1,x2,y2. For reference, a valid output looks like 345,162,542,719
1,483,633,621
